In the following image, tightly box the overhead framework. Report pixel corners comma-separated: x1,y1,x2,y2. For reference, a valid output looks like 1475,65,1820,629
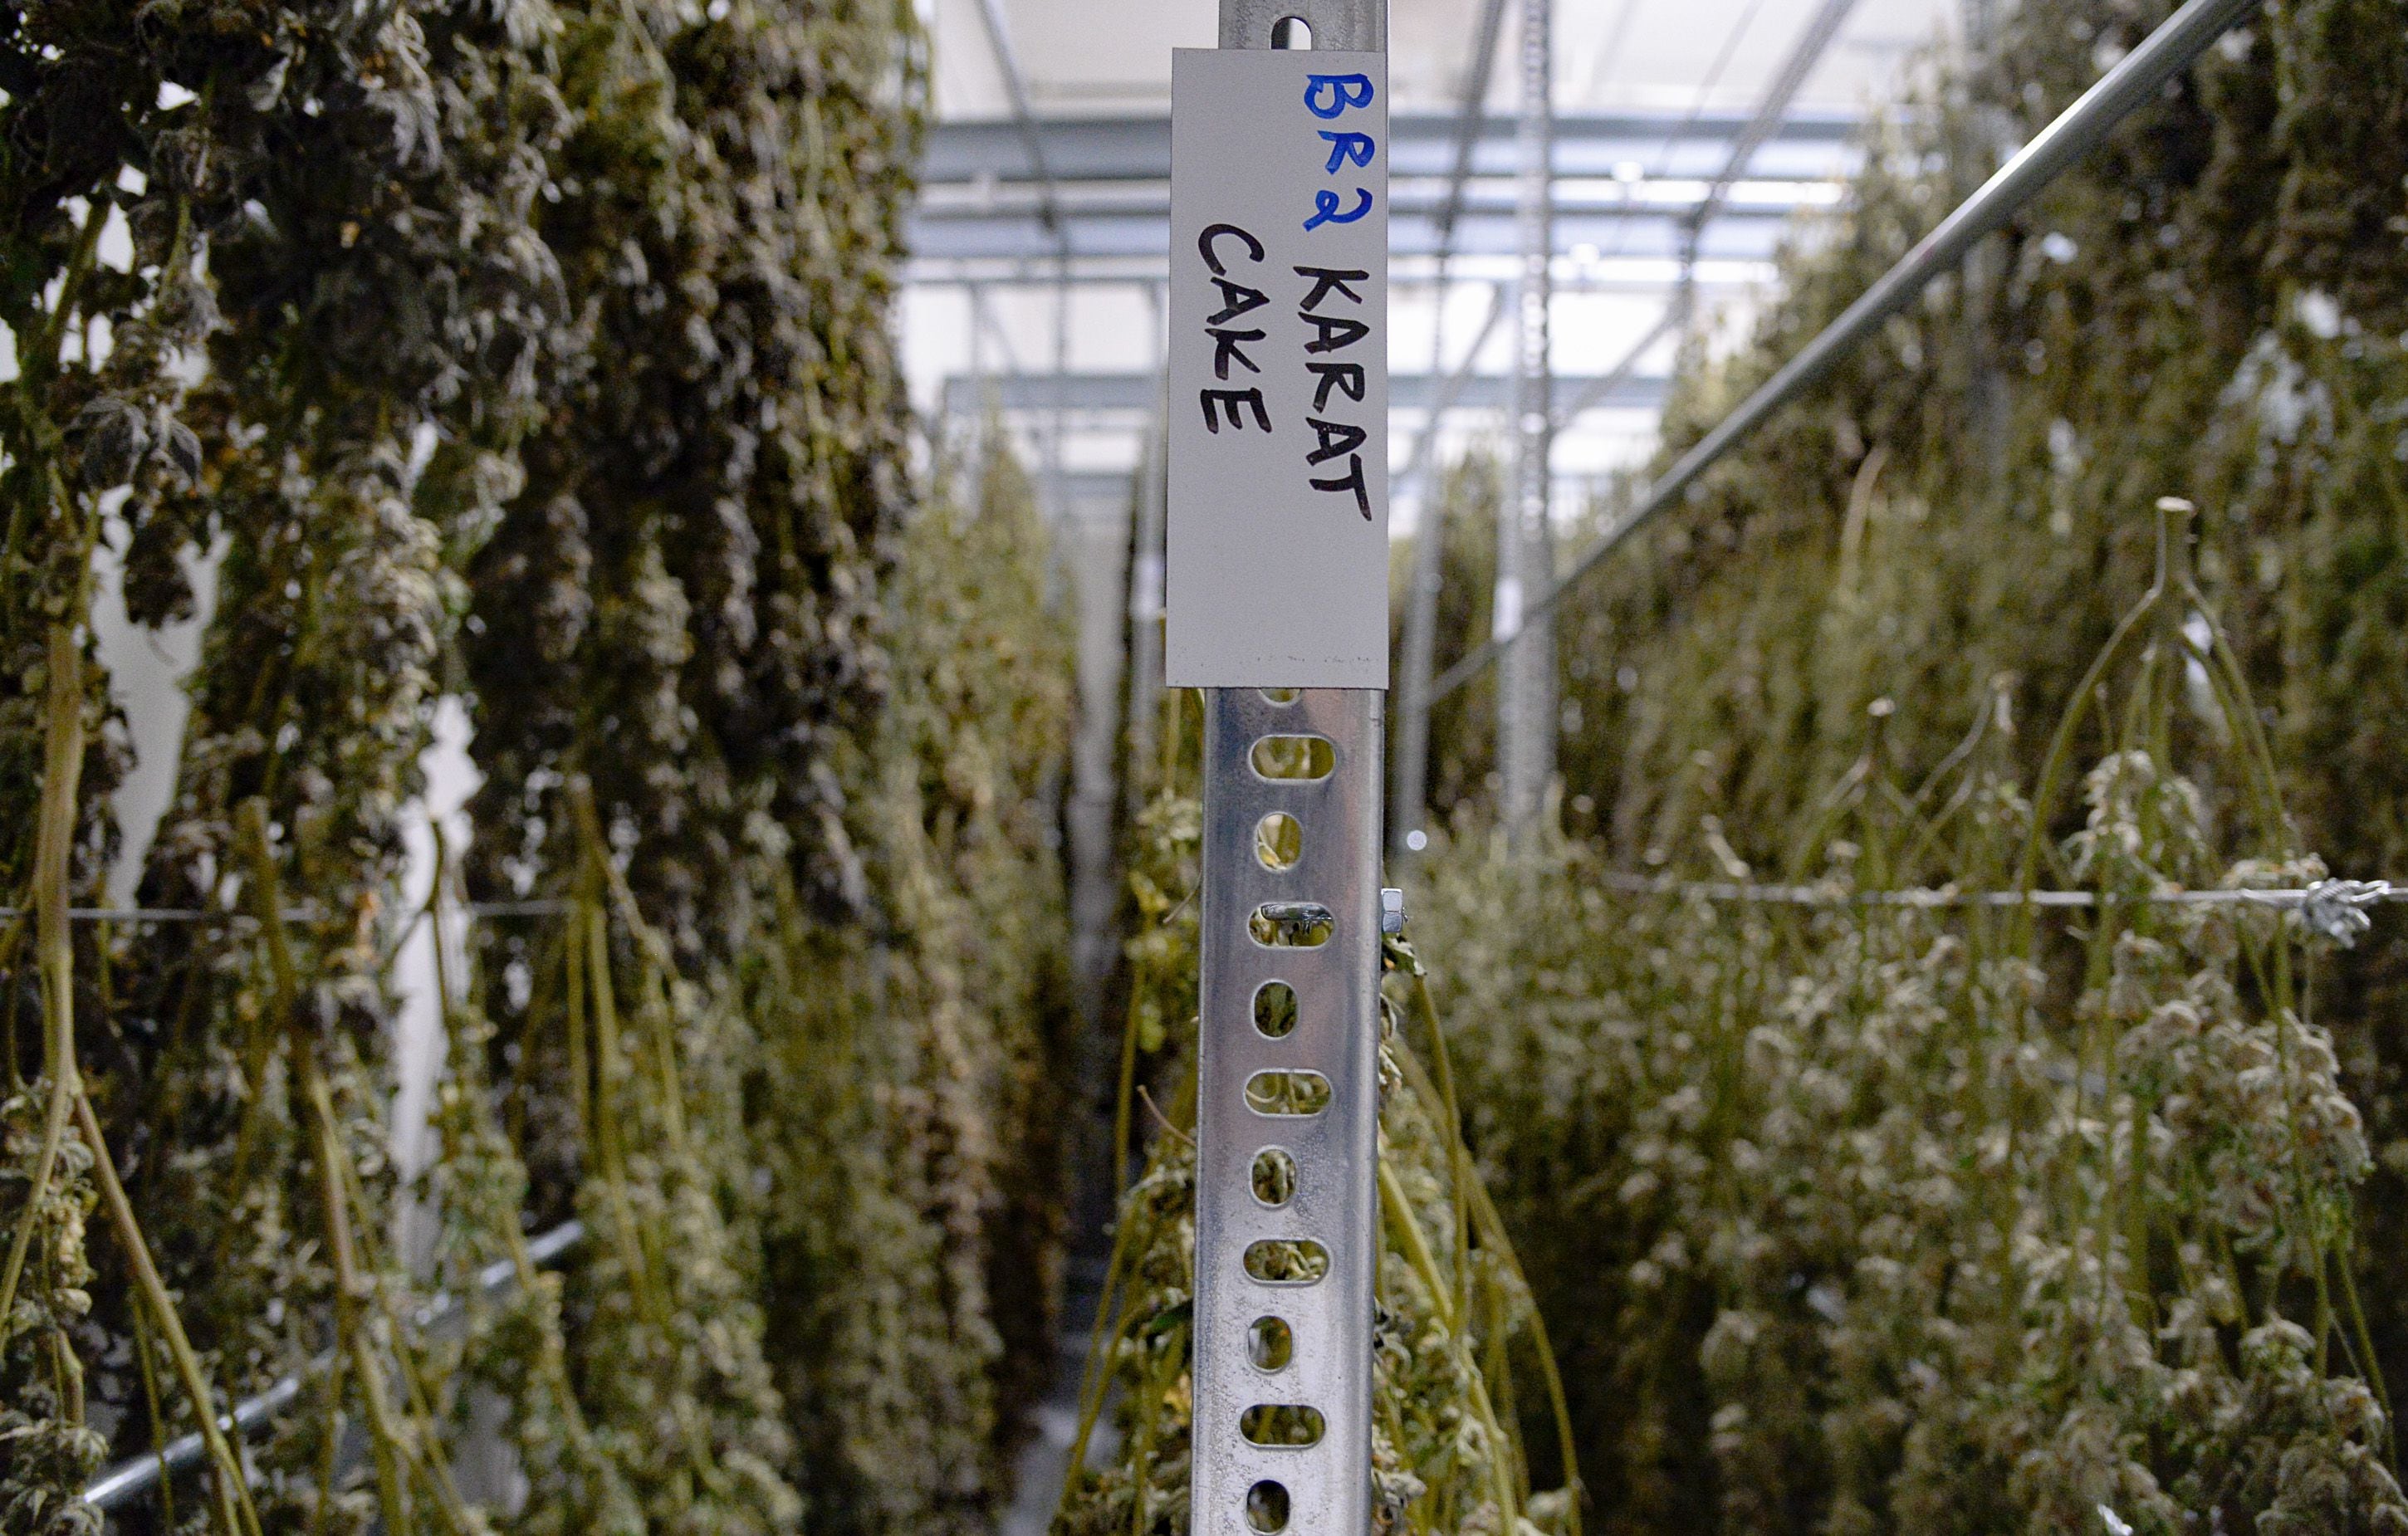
911,107,1862,270
909,105,1862,536
940,369,1669,418
1674,0,1863,312
1431,0,2268,704
972,0,1074,523
912,95,1872,528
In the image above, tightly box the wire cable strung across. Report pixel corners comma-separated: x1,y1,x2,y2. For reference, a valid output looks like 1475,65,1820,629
1594,873,2403,946
0,901,575,923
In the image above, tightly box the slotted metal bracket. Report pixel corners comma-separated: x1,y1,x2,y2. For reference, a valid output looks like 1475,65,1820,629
1192,687,1383,1536
1217,0,1385,48
1190,2,1386,1531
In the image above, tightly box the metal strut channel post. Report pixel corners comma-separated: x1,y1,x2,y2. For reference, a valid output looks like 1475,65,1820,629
1188,9,1385,1536
1194,687,1383,1536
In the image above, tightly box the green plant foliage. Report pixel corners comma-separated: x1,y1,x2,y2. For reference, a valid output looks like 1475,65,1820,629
1551,0,2408,1142
1402,2,2408,1529
5,0,1076,1525
0,2,238,1522
420,842,645,1536
451,1,931,1507
435,0,1075,1529
753,443,1077,1536
0,0,575,1519
464,0,918,957
96,0,579,1514
1423,671,2408,1529
1392,452,1503,820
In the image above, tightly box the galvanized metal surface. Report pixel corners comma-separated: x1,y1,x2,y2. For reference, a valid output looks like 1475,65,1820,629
1192,687,1383,1536
1217,0,1383,51
1494,0,1554,836
1189,6,1385,1530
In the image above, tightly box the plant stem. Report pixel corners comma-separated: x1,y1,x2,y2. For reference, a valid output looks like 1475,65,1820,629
1379,1154,1456,1333
130,1297,178,1533
301,1069,419,1535
0,627,86,1341
238,801,420,1534
76,1089,262,1536
1408,969,1476,1324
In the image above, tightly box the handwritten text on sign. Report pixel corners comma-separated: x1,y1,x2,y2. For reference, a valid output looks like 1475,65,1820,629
1167,49,1388,689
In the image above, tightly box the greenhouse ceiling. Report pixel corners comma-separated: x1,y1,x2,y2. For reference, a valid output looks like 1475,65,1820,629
903,0,1964,527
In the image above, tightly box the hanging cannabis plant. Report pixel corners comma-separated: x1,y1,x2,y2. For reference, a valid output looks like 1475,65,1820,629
91,0,583,1523
1425,516,2406,1531
447,0,1077,1523
6,0,1070,1529
750,442,1076,1536
2,0,574,1518
1404,0,2408,1522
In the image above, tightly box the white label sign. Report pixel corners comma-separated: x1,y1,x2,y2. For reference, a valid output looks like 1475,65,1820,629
1166,48,1389,689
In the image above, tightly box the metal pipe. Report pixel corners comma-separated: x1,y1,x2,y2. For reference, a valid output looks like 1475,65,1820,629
973,0,1066,245
1394,290,1510,510
82,1220,588,1512
1431,0,2264,704
1433,0,1511,250
1676,0,1862,288
972,0,1074,523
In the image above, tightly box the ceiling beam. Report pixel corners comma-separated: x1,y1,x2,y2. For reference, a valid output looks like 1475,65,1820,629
921,108,1865,186
940,368,1670,417
1678,0,1864,301
971,0,1068,253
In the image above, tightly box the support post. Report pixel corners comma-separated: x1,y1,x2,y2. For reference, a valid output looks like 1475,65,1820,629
1496,0,1554,836
1177,3,1388,1532
1192,687,1383,1536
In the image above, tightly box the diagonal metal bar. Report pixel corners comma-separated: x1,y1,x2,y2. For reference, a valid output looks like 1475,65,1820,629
1432,0,1511,252
973,0,1067,250
1549,308,1676,432
1675,0,1862,296
1432,0,2264,705
81,1220,588,1512
1396,288,1511,511
971,0,1074,523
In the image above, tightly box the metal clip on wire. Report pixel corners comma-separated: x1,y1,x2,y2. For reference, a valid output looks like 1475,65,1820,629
2295,878,2394,948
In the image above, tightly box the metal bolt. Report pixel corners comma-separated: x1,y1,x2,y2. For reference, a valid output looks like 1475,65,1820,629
1379,887,1406,935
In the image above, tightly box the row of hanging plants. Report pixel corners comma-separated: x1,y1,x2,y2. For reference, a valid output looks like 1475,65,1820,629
0,0,1078,1530
1404,0,2408,1530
